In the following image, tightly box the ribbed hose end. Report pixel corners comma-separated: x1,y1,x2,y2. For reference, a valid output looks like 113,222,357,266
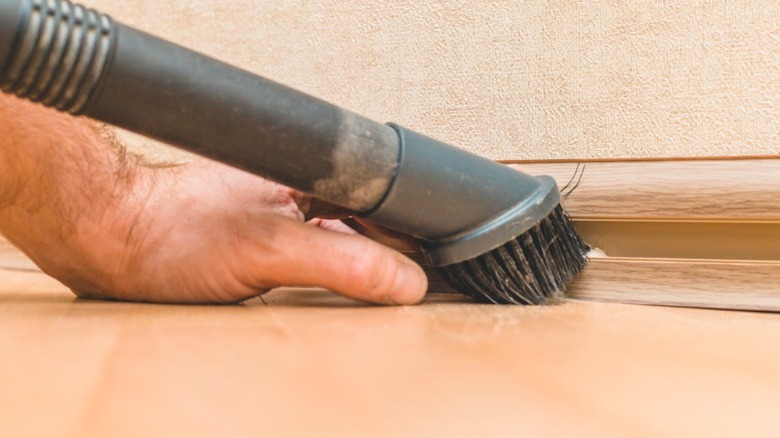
0,0,115,114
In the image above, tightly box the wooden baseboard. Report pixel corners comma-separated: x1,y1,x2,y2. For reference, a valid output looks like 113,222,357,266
423,257,780,312
569,257,780,311
424,157,780,311
514,158,780,221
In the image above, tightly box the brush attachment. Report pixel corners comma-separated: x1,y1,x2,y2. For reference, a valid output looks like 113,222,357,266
366,125,589,305
440,205,589,304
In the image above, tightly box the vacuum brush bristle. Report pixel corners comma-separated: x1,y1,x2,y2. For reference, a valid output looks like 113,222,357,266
439,205,589,305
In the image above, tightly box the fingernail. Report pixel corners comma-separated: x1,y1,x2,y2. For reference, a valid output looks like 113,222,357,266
390,261,427,305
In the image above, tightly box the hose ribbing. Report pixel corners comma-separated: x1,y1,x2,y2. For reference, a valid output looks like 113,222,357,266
0,0,114,114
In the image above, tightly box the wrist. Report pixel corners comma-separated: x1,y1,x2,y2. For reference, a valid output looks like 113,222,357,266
61,163,161,297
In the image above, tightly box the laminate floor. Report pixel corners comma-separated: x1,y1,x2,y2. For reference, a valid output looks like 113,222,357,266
1,266,779,437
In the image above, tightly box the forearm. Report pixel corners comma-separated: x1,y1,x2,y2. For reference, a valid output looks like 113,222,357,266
0,93,148,291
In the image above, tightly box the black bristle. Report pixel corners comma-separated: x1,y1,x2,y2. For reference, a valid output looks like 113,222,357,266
439,205,589,305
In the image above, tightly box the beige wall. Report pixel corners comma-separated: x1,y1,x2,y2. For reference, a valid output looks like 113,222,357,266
84,0,780,161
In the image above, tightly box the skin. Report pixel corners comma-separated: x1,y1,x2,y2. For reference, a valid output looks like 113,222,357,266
0,94,427,304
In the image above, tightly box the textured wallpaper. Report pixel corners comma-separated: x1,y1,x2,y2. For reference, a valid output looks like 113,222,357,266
83,0,780,161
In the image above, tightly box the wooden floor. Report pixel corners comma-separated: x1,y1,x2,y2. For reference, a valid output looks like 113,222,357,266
1,268,780,437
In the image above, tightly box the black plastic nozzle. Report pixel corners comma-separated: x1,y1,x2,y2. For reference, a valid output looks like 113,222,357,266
367,125,561,266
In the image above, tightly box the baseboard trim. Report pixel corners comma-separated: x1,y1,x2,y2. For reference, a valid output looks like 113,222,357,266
431,157,780,310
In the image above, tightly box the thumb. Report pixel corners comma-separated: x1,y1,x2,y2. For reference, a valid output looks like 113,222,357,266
270,219,428,305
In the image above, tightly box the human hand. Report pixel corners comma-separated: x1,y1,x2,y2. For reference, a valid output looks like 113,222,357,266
69,160,429,304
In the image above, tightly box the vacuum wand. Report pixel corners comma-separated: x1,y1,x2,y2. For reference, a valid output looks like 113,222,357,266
0,0,589,304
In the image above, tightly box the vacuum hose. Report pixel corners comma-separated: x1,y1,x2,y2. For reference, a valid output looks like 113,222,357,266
0,0,561,267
